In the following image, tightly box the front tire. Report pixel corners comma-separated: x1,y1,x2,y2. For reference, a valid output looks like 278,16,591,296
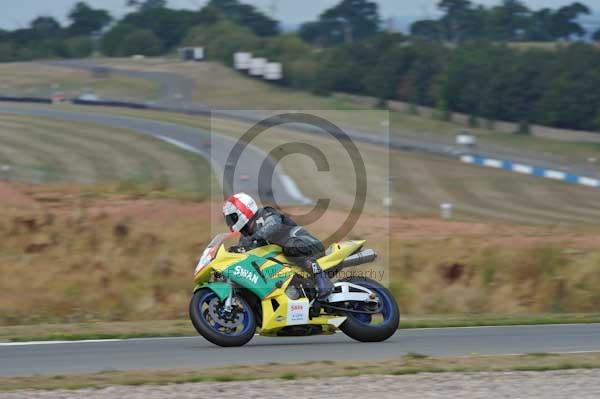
189,288,257,347
338,277,400,342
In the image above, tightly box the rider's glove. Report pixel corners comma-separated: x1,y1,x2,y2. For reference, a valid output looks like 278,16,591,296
228,246,247,253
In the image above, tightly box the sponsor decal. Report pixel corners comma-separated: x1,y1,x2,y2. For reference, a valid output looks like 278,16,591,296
287,299,309,325
233,265,259,285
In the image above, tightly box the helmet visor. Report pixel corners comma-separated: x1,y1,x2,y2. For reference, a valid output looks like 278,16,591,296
225,213,239,230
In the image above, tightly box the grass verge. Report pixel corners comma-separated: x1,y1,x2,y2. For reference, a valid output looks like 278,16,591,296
0,113,214,199
1,352,600,390
2,314,600,343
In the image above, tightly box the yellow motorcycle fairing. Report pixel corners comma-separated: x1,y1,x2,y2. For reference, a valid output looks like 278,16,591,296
193,239,366,336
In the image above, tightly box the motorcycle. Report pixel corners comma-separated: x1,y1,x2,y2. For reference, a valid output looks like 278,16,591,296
189,232,399,347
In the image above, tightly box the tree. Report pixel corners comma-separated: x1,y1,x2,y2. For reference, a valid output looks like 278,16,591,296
410,20,444,40
0,42,17,62
30,16,62,36
312,37,383,94
321,0,379,42
101,23,162,56
126,0,167,12
525,8,555,41
437,0,473,41
194,6,222,26
101,23,136,56
58,36,93,58
121,8,202,49
68,2,112,35
183,20,261,63
487,0,530,40
365,44,416,101
207,0,279,36
411,0,590,42
549,2,590,39
120,30,163,56
299,21,330,46
299,0,379,46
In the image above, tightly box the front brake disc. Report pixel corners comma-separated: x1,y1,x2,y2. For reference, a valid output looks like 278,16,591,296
207,297,243,329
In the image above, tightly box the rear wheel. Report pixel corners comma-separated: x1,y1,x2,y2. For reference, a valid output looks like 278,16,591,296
189,288,256,347
338,277,399,342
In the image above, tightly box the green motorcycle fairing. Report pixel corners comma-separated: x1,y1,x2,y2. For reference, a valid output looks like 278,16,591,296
194,251,292,301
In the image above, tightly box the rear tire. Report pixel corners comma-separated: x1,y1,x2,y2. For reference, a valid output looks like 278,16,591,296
338,277,399,342
189,288,256,347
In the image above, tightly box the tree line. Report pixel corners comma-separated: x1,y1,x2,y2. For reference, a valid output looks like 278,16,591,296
410,0,594,42
1,0,600,131
0,0,279,61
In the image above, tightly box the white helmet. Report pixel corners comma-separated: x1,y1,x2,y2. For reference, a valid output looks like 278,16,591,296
223,193,258,232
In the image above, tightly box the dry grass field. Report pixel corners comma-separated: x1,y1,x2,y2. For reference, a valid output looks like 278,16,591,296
0,113,212,199
1,179,600,325
0,62,158,101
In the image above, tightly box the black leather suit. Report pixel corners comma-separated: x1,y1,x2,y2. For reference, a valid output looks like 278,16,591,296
238,207,325,274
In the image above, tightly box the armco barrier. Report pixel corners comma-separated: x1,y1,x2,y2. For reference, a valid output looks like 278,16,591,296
0,96,52,104
461,154,600,189
71,99,149,109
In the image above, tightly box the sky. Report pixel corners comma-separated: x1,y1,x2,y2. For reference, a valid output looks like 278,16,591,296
1,0,599,30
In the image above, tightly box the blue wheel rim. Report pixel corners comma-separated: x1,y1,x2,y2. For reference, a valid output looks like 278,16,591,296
349,283,393,327
198,291,253,337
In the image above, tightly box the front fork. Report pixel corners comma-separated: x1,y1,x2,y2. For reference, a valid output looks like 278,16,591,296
223,289,233,311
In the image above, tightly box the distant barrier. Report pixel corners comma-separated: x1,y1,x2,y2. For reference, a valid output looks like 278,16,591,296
461,154,600,189
0,96,52,104
71,99,150,109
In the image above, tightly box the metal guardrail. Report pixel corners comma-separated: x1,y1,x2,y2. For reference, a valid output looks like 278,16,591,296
71,98,150,109
0,96,52,104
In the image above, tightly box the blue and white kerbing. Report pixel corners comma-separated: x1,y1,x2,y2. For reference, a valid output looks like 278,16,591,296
460,155,600,189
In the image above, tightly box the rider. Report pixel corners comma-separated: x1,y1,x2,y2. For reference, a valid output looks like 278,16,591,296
222,192,334,299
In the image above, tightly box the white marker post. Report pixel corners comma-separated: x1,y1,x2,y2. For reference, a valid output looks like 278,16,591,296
440,203,453,219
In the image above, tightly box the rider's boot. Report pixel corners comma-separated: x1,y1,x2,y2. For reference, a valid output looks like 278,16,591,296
310,261,333,300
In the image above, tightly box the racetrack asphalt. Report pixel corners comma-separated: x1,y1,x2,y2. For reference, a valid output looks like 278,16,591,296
1,324,599,376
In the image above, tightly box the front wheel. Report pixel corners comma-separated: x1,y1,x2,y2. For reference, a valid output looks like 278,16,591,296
338,277,400,342
189,288,256,347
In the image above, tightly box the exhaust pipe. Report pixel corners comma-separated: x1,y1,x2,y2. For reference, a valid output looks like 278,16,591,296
337,249,377,269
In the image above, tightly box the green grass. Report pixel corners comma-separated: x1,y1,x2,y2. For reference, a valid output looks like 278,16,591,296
1,352,600,391
279,373,298,380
